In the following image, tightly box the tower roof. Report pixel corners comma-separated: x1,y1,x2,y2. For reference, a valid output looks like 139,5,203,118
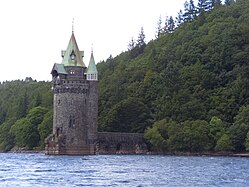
87,51,98,74
61,33,85,67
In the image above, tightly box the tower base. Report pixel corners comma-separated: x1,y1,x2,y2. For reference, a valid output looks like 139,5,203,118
45,134,96,155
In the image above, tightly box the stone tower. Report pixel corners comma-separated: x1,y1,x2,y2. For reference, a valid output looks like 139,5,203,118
45,32,98,155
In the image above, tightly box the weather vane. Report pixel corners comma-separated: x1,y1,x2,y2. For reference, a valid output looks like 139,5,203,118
72,18,74,33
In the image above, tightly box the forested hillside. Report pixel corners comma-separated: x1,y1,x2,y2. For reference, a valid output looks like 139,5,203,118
0,80,52,151
97,0,249,152
0,0,248,153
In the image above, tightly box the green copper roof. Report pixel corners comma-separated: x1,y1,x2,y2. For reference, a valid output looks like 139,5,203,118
51,63,68,75
87,52,98,74
61,33,86,67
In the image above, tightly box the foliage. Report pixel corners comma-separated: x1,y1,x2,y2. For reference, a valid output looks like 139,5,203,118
38,109,53,147
245,131,249,151
229,105,249,151
145,119,211,152
128,27,146,59
0,80,52,150
100,98,151,133
98,0,249,152
0,119,15,151
10,106,49,149
209,116,226,149
144,119,169,151
215,133,234,151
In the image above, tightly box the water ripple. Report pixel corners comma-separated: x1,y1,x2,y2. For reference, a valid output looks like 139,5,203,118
0,153,249,186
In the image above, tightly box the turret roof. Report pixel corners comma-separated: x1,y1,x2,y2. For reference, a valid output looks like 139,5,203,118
87,51,98,74
61,32,85,67
51,63,68,75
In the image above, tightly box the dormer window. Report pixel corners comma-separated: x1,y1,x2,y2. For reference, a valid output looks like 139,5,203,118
70,51,76,61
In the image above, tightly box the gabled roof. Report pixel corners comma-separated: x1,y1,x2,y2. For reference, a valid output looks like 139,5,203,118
86,51,98,74
61,33,86,67
51,63,68,75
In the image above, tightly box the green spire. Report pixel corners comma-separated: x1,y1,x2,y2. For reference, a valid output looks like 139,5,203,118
61,33,85,67
86,50,98,81
87,50,98,74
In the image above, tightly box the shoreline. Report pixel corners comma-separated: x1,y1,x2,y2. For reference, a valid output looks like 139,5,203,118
147,151,249,158
2,149,249,157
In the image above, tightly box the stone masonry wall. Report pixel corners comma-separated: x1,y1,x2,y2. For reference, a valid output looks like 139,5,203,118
97,132,148,154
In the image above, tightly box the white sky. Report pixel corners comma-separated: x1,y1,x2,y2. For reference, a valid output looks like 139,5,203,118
0,0,190,82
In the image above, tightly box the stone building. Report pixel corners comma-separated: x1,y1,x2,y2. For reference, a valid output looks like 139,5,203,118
45,32,147,155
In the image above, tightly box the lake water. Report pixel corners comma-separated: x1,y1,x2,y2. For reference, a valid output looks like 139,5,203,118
0,153,249,186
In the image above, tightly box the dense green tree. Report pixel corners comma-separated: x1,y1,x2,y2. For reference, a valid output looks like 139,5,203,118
144,119,169,151
229,106,249,151
183,120,211,152
10,106,49,149
209,116,226,149
38,109,53,147
215,133,234,151
245,131,249,151
101,98,151,133
0,80,52,150
0,119,15,151
17,89,28,119
27,106,48,126
10,118,31,148
145,119,211,152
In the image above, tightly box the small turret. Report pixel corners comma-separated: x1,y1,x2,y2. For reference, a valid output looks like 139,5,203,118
86,50,98,81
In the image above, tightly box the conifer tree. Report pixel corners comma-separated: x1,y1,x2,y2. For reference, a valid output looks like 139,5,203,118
167,16,175,33
176,10,184,26
206,0,214,10
163,16,169,33
128,27,146,58
183,0,197,22
137,27,146,48
197,0,208,13
128,37,135,51
156,15,163,38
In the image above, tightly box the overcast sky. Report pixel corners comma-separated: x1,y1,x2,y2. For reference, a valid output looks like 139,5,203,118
0,0,191,82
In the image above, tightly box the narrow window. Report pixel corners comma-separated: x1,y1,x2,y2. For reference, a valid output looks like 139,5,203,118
69,116,72,128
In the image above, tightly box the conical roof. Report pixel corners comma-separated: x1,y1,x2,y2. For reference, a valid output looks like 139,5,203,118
87,51,98,74
61,33,85,67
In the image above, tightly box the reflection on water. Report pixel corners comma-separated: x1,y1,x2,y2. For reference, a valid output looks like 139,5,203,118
0,153,249,186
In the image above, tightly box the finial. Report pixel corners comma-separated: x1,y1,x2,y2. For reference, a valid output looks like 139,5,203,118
91,43,93,55
72,18,74,33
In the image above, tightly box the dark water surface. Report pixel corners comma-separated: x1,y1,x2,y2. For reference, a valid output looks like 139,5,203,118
0,153,249,186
